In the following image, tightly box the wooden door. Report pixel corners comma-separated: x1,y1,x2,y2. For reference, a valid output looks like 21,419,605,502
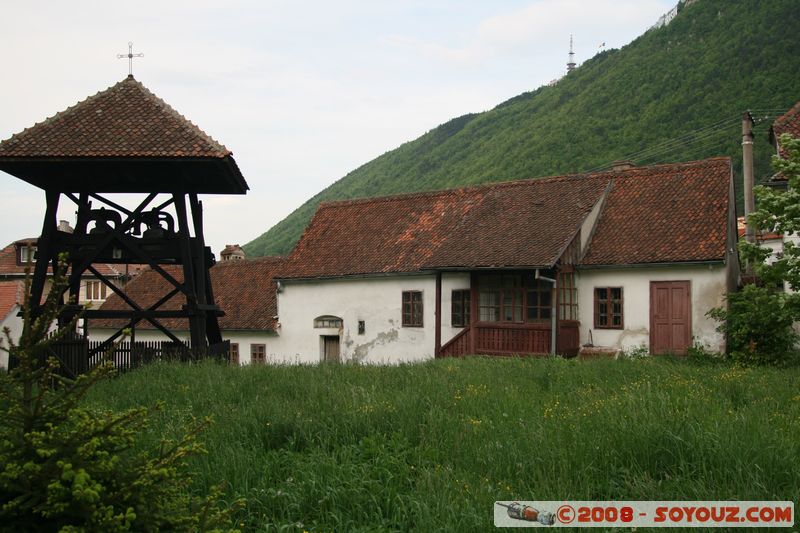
322,335,340,362
650,281,691,355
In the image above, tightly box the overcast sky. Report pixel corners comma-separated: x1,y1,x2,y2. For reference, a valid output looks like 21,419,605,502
0,0,675,256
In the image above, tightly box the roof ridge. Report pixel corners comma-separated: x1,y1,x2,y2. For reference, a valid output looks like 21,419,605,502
317,156,730,210
318,173,609,209
610,156,731,177
215,256,285,266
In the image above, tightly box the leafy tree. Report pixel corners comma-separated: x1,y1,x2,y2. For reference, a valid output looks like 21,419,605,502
710,134,800,365
741,134,800,289
708,284,799,365
0,267,240,531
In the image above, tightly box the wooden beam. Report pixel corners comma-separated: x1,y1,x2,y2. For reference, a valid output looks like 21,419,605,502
29,190,60,315
82,310,194,319
174,193,205,348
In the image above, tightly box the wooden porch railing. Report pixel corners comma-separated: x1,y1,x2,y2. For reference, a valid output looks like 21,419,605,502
439,321,580,358
439,327,470,357
475,323,551,355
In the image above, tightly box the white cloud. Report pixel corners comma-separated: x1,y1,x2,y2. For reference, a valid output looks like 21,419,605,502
0,0,676,254
388,0,670,67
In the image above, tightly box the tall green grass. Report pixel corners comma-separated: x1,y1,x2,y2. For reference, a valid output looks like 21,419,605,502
87,357,800,532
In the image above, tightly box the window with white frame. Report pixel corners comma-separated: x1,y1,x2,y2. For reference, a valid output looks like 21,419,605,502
18,245,37,264
86,280,107,301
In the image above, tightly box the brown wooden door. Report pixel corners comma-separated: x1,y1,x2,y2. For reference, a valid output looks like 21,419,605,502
650,281,691,355
322,335,340,362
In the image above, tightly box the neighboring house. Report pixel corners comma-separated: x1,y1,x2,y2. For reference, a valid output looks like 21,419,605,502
266,157,737,363
0,233,133,306
89,256,284,365
220,244,246,262
0,281,23,368
769,100,800,171
764,100,800,292
0,232,137,357
87,157,736,363
737,216,782,264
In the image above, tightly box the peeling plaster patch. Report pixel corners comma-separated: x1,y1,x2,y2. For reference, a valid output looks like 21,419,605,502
352,328,399,362
697,278,725,310
618,327,649,349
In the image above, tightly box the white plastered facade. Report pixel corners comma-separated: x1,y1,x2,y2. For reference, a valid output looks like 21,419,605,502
576,264,728,353
0,305,23,369
268,272,470,364
89,273,472,365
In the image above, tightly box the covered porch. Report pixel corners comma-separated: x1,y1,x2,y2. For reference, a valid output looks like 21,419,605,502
435,267,580,358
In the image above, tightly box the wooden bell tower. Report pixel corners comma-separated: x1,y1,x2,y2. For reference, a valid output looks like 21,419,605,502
0,76,249,355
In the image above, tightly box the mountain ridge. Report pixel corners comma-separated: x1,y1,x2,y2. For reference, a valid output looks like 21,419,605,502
245,0,800,257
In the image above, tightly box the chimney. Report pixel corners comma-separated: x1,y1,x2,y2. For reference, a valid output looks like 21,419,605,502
57,220,74,233
611,160,635,171
220,244,245,262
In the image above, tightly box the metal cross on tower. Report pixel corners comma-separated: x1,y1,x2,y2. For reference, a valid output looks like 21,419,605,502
117,42,144,77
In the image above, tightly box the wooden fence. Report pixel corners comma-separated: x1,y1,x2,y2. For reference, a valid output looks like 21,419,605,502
11,335,230,379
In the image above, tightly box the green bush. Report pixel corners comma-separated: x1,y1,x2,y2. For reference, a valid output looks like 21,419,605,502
686,342,724,364
0,272,240,531
708,284,800,365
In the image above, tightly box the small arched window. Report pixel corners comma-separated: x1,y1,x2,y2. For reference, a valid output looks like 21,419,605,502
314,315,343,328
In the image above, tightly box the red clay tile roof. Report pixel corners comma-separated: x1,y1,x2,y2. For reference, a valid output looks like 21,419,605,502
0,239,128,278
581,157,730,266
0,281,21,322
771,100,800,150
0,77,230,158
425,175,611,269
91,257,284,331
768,101,800,182
281,157,730,278
281,176,609,279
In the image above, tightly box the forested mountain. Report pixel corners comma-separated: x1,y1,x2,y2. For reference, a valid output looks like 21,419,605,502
245,0,800,257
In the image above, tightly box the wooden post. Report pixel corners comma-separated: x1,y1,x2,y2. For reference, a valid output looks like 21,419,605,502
173,193,205,349
29,190,60,316
190,193,223,345
69,193,90,306
469,272,478,356
434,271,442,357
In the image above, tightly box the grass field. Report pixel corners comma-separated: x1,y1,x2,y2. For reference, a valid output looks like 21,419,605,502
86,357,800,532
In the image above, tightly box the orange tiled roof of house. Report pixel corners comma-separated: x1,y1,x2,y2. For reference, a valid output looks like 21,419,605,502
768,101,800,183
0,281,21,322
281,175,609,279
771,100,800,150
581,157,730,266
280,157,730,279
0,76,230,159
92,257,284,331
